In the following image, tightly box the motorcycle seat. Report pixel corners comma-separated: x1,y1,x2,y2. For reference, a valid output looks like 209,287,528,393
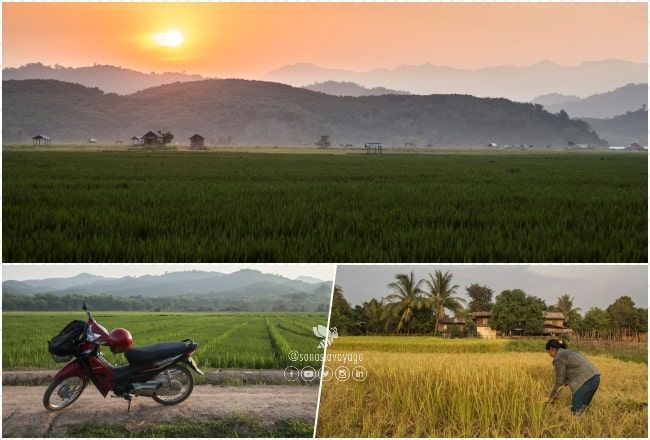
125,342,189,366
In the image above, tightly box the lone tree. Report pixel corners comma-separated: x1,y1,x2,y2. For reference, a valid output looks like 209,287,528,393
466,283,494,312
491,289,545,335
158,131,174,145
316,135,331,149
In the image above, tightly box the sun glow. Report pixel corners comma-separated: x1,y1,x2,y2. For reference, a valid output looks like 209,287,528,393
153,29,184,47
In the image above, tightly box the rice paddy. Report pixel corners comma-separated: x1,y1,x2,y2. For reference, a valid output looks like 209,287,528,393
317,337,648,437
3,150,646,262
2,312,327,370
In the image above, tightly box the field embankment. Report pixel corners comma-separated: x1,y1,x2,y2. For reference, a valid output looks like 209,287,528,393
2,384,317,437
317,337,647,437
3,151,646,262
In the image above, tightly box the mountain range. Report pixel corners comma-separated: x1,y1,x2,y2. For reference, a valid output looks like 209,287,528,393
3,63,205,95
5,60,646,102
3,78,606,147
582,109,648,146
2,269,331,298
303,81,410,97
532,83,647,118
263,59,647,101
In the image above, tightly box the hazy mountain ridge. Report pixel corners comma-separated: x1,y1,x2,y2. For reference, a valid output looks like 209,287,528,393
583,109,648,146
264,59,647,101
3,63,205,95
303,80,410,96
535,83,648,118
531,93,581,106
3,78,606,147
3,269,330,299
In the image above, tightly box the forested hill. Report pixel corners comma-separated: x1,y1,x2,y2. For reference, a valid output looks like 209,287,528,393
3,78,606,147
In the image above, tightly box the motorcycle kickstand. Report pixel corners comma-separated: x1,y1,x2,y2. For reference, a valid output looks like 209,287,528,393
124,394,134,412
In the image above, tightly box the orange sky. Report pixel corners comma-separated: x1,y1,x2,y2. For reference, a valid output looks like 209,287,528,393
3,2,647,77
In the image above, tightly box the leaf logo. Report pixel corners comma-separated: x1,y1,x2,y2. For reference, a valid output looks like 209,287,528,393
313,325,339,349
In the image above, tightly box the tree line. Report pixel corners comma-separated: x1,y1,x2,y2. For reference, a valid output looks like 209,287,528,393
331,270,648,337
2,292,329,313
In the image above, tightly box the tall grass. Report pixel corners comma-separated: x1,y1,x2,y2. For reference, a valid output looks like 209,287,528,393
2,312,327,370
4,151,646,262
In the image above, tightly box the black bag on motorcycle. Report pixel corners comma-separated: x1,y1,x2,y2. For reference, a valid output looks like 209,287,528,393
48,320,86,362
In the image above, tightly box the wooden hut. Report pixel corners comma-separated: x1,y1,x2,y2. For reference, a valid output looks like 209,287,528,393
189,134,206,150
437,316,467,333
131,136,142,146
32,135,52,146
142,131,163,146
364,142,382,154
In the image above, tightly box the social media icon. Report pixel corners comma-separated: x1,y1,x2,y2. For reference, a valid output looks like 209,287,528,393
321,366,333,382
335,366,350,381
352,366,368,382
301,366,317,381
284,366,299,382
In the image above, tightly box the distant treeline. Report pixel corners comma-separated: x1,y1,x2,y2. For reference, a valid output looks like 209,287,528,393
2,292,330,313
332,270,648,337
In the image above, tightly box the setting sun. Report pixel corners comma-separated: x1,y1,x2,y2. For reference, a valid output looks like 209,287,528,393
153,29,183,47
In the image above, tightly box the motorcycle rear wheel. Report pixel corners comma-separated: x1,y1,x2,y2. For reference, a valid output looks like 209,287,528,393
152,363,194,405
43,376,88,411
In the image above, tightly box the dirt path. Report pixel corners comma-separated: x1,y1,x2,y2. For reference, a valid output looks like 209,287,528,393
2,385,318,437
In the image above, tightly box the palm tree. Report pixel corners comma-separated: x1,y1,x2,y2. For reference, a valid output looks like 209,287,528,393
556,294,581,326
383,271,425,334
362,298,384,335
423,270,466,335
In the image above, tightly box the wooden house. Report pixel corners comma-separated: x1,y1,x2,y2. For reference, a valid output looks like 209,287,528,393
32,135,52,146
437,316,467,333
189,134,206,150
142,131,164,146
471,310,571,338
131,136,143,145
541,311,572,336
472,311,497,338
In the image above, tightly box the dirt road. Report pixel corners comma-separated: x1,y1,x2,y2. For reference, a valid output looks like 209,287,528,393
2,385,318,437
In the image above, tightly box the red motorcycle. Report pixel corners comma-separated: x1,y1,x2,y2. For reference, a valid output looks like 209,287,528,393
44,302,204,411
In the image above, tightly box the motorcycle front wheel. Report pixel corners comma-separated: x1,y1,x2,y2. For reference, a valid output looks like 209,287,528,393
43,376,88,411
152,363,194,405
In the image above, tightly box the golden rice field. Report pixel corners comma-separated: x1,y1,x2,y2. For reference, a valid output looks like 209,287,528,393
317,338,647,438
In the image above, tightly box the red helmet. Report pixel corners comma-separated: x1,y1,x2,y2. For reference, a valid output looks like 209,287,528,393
108,328,133,354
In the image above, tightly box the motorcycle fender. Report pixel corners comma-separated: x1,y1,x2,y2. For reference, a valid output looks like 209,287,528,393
184,357,204,376
53,359,87,382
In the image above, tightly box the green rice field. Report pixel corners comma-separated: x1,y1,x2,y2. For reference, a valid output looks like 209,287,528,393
3,150,646,262
2,311,326,370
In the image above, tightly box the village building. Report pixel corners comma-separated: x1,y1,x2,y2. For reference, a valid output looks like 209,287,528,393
131,136,143,146
471,310,572,338
473,311,497,338
437,316,467,333
189,134,206,150
32,134,52,146
142,131,164,146
364,142,383,154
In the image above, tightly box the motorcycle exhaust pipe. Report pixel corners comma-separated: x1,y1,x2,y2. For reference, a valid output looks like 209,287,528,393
131,382,162,396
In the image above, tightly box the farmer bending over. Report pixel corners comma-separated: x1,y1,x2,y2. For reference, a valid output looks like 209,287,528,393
546,339,600,414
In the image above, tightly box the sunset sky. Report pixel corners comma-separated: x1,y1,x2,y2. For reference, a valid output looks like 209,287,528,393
3,2,647,77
